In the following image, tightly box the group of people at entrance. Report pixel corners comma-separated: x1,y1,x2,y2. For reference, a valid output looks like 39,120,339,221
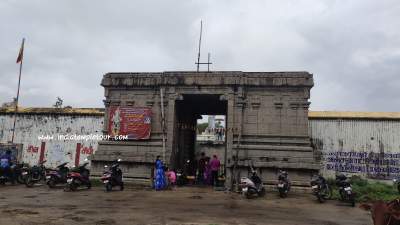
197,152,221,186
153,153,221,191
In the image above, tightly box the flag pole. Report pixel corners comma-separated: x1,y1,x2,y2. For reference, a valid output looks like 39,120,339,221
11,38,25,144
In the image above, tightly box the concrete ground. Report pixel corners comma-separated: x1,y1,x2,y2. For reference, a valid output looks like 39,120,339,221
0,184,371,225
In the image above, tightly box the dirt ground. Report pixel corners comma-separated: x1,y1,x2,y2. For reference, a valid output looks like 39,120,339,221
0,184,371,225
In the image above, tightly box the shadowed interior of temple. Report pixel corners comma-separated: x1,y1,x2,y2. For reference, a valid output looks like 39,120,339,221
173,94,227,171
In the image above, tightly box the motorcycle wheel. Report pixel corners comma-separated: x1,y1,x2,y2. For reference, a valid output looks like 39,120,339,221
258,187,266,197
324,185,332,200
87,181,92,189
245,191,252,199
17,174,25,184
397,184,400,194
64,181,78,191
25,175,34,188
317,193,325,203
279,189,287,198
339,190,345,201
349,195,355,207
63,184,70,192
120,182,124,191
69,182,78,192
105,182,112,192
47,178,56,188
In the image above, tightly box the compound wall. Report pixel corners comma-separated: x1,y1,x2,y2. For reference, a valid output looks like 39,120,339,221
0,111,103,168
309,118,400,180
1,109,400,181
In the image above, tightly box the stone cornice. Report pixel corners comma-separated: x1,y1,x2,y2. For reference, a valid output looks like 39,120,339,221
101,71,314,88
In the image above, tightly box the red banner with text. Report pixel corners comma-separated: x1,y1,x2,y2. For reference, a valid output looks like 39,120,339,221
108,107,152,140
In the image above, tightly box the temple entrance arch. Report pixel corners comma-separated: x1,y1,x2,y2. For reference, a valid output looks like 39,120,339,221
171,94,228,175
93,71,319,187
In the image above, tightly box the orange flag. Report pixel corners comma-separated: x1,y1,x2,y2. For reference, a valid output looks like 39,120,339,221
16,38,25,63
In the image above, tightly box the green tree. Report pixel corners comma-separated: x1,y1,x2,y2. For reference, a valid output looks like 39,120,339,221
197,122,209,134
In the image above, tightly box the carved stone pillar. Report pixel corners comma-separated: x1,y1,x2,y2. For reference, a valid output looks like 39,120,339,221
165,90,183,166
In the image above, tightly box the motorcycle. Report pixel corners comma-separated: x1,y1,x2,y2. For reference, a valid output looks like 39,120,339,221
46,162,70,188
25,160,47,187
336,174,356,207
175,159,192,187
176,168,187,186
14,163,29,184
240,167,266,199
310,174,332,203
277,170,291,198
65,160,91,191
101,159,124,192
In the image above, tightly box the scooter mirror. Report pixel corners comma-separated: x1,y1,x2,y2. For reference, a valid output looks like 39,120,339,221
117,159,121,162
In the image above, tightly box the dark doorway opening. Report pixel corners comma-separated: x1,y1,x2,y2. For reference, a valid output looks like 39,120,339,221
173,94,227,176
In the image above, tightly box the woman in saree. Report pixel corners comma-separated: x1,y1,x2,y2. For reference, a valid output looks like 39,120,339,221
154,156,166,190
203,157,212,185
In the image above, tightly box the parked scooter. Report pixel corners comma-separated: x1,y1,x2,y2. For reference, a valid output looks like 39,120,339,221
101,159,124,192
176,159,191,186
335,174,356,207
25,160,47,187
14,163,29,184
176,168,187,186
46,162,70,188
65,160,91,191
310,174,332,203
240,166,266,199
277,170,291,198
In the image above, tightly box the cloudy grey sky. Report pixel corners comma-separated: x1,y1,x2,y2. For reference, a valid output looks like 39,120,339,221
0,0,399,111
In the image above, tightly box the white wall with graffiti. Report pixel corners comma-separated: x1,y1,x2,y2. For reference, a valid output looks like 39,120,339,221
1,110,400,181
0,112,103,169
309,119,400,180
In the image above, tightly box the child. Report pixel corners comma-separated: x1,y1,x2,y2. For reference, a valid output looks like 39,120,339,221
165,167,177,190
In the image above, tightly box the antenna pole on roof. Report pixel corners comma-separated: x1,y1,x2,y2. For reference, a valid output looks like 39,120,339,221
207,53,210,72
196,20,203,72
195,20,212,72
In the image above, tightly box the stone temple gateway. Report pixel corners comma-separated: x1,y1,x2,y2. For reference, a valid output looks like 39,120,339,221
91,71,320,187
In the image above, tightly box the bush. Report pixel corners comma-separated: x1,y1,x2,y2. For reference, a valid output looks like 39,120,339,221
352,180,397,202
329,176,398,202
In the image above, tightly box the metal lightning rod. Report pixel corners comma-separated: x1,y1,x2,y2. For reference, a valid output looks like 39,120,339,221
196,20,203,72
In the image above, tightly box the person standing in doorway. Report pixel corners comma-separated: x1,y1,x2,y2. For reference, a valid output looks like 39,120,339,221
154,156,166,191
204,157,211,185
197,152,206,184
210,155,220,187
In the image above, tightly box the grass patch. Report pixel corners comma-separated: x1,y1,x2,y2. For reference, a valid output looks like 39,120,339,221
327,176,399,202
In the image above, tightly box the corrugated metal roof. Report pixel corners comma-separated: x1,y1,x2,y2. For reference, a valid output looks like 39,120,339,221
308,111,400,120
